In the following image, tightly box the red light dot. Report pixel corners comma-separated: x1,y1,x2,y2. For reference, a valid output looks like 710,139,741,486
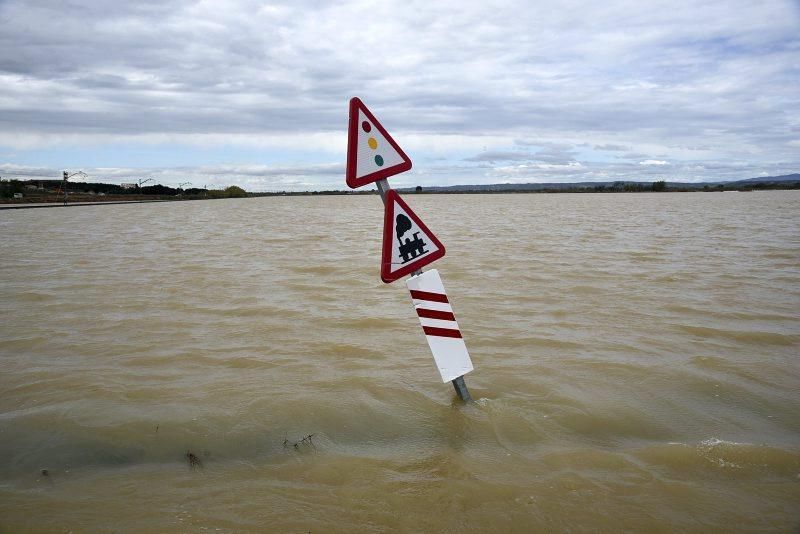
362,121,371,133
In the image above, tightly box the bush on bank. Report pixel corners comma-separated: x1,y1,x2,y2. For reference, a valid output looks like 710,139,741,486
208,186,247,199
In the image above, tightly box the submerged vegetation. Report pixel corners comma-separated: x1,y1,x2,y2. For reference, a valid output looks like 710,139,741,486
284,433,316,451
185,451,203,469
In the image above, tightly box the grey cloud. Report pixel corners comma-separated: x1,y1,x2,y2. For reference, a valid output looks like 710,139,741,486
594,144,630,151
0,161,347,191
0,0,798,184
1,1,795,132
0,163,56,178
464,151,534,163
4,156,795,191
532,147,579,164
513,140,576,150
464,145,578,165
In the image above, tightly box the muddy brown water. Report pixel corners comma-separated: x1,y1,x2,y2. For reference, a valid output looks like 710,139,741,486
1,192,798,531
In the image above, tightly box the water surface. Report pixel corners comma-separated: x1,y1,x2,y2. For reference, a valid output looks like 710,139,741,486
1,192,799,531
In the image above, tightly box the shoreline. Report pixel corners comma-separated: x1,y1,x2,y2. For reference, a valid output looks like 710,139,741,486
0,199,178,210
3,185,799,209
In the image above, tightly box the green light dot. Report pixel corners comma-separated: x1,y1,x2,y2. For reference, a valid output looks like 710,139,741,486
374,155,384,166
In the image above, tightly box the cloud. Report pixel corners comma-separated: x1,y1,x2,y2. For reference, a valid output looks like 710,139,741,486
0,163,55,178
490,162,586,182
639,160,670,166
464,151,535,163
594,144,630,152
0,0,798,187
4,157,794,190
620,152,653,160
0,162,347,191
531,146,579,164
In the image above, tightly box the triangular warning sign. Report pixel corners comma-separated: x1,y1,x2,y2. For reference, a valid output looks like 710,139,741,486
381,190,446,283
346,97,412,189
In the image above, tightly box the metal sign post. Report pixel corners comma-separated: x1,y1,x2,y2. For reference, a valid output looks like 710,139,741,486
347,98,474,402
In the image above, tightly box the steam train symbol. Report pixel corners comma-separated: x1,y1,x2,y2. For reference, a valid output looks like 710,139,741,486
396,213,428,263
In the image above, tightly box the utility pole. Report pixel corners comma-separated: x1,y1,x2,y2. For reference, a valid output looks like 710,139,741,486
61,171,88,205
62,171,68,205
178,182,191,198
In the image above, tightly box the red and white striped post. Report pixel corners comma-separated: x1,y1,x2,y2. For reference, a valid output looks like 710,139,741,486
376,179,473,401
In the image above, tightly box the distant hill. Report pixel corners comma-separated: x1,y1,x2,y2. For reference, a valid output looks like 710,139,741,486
727,173,800,184
398,173,800,193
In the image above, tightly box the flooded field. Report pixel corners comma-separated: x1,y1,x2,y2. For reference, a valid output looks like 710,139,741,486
1,191,799,531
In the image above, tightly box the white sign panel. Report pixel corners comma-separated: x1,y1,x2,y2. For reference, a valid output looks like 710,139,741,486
354,108,406,180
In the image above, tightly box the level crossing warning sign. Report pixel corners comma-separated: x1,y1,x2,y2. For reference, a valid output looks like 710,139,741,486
346,97,412,189
343,96,475,401
381,190,445,283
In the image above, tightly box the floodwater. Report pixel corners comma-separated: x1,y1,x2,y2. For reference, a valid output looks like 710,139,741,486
1,192,799,532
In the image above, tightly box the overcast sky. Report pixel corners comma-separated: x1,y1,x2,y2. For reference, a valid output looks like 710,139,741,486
1,0,798,190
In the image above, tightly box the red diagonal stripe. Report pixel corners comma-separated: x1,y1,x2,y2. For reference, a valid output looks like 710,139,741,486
422,326,462,339
409,290,449,303
416,308,456,321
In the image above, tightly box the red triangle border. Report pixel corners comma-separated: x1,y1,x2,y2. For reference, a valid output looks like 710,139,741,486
380,190,446,283
346,97,412,189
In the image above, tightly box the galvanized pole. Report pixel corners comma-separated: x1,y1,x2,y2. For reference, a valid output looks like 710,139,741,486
375,179,473,402
62,171,68,206
375,178,391,203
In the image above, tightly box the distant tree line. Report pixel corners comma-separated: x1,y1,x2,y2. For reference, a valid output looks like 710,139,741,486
0,179,24,198
1,179,249,199
207,185,247,198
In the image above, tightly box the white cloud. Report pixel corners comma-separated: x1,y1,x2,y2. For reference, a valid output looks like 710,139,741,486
0,0,798,186
0,162,348,191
